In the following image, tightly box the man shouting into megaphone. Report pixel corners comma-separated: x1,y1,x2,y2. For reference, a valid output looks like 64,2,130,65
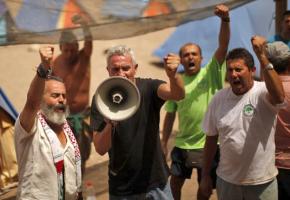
90,45,184,200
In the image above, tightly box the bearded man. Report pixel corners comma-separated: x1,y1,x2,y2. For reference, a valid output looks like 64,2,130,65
14,46,82,200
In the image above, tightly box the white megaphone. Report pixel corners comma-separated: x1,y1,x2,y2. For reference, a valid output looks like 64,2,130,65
94,76,141,121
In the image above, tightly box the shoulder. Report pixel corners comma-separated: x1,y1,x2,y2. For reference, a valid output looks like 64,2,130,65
211,87,230,103
253,81,267,94
136,78,165,89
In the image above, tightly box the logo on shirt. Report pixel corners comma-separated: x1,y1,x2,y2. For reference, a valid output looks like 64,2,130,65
243,104,255,117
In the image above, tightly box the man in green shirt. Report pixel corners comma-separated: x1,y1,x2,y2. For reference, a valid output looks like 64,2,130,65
161,4,230,200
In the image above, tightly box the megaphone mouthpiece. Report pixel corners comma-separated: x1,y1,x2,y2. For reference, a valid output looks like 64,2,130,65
94,77,141,121
112,93,123,104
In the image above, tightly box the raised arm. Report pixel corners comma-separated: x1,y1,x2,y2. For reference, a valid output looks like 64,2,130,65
72,15,93,56
158,53,185,101
251,36,285,105
214,4,230,64
20,47,53,132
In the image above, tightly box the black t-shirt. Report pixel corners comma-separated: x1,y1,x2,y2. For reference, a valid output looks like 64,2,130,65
90,78,170,195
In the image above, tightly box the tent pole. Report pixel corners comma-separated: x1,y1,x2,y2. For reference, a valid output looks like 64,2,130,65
275,0,287,34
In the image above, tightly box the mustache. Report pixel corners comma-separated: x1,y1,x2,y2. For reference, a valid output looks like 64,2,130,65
47,103,66,111
41,103,69,125
54,104,66,110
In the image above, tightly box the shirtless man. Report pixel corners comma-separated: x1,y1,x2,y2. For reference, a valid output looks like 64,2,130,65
52,15,93,173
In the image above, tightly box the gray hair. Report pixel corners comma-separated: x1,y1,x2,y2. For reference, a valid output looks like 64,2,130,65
106,45,137,66
266,41,290,73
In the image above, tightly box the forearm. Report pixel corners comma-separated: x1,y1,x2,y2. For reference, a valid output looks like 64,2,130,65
20,71,45,132
161,112,176,146
259,55,285,104
93,124,112,155
202,135,218,178
215,20,230,64
83,24,92,41
27,75,45,108
82,24,93,56
220,20,230,50
168,74,185,100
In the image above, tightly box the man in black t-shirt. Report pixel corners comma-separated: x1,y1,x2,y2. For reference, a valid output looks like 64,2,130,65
90,45,184,199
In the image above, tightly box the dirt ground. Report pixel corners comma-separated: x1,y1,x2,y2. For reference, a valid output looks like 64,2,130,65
0,27,217,200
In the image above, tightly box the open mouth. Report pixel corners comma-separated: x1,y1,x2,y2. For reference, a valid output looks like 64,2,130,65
233,80,240,84
54,105,66,112
232,79,242,87
188,62,195,70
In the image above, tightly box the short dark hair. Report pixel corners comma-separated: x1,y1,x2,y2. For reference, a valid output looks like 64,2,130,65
283,10,290,18
179,43,202,57
226,48,255,69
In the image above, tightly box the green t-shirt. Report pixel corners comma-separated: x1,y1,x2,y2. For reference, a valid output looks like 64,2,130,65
164,57,225,149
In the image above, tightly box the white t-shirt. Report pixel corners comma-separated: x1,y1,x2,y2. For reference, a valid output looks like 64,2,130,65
202,81,278,185
15,117,79,199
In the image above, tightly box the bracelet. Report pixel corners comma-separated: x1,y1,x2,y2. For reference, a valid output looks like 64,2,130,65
36,64,51,79
264,63,274,71
222,17,230,22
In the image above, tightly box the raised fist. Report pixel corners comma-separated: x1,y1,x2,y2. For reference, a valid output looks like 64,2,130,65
215,4,229,19
39,46,54,69
164,53,180,78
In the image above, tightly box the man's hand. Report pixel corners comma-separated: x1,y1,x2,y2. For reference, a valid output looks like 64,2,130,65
72,14,88,26
215,4,229,20
39,46,54,69
197,176,213,200
163,53,180,79
251,35,267,57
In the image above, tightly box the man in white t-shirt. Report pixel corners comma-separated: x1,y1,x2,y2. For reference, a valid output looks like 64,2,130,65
198,36,286,200
14,46,82,199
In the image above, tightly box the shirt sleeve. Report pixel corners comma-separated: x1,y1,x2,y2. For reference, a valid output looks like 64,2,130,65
164,100,177,113
14,117,37,141
205,56,226,90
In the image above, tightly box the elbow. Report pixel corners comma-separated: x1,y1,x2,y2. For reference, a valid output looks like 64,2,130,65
93,134,109,156
94,145,107,156
275,88,286,105
276,94,285,105
174,89,185,101
180,90,185,99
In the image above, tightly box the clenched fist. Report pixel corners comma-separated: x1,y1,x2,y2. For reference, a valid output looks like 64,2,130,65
215,4,229,20
39,46,54,69
251,35,267,56
163,53,180,79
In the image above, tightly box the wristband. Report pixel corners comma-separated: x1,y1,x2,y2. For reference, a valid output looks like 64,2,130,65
264,63,274,71
37,64,51,79
222,17,230,22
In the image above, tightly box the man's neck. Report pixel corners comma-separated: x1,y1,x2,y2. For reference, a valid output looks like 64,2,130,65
46,120,67,147
46,120,64,135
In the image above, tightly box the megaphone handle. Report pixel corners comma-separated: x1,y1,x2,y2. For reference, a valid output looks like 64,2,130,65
105,118,118,127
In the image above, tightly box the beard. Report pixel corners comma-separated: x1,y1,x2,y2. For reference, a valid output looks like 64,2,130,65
41,103,70,125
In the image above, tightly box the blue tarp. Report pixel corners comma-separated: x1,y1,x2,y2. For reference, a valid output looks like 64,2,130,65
15,0,66,32
154,0,280,75
2,0,255,45
0,88,18,120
